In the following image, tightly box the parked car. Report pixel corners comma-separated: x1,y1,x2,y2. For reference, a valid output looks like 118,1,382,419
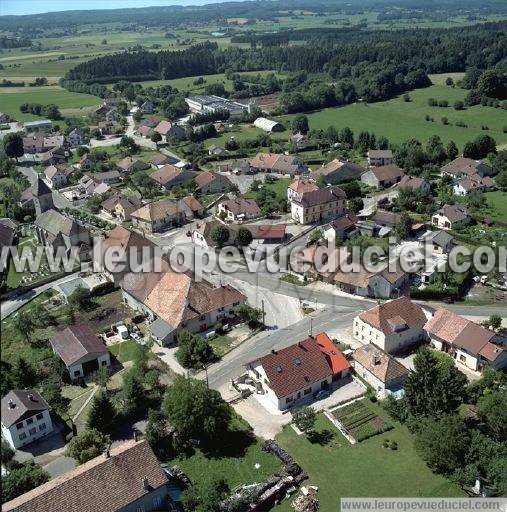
313,389,331,400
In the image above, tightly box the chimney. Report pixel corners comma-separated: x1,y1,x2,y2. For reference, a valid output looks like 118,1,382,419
371,353,381,366
271,349,276,354
103,449,110,459
8,399,15,409
133,430,138,442
142,478,150,491
27,394,34,401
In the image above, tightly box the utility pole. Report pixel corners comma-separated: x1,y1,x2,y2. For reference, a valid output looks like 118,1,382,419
261,299,265,326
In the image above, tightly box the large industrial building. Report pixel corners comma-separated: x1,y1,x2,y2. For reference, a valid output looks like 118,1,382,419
185,95,248,117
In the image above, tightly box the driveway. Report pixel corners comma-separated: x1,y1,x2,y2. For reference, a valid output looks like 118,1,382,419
230,377,366,439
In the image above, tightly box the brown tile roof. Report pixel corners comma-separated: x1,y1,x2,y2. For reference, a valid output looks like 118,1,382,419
122,269,246,330
2,440,168,512
330,211,358,230
254,337,333,398
117,156,141,171
368,149,393,159
250,152,306,174
149,153,172,166
131,198,182,222
370,165,404,181
398,175,427,190
289,179,319,194
50,325,108,367
372,210,402,227
180,195,204,213
441,157,493,177
151,164,185,186
194,170,228,189
479,342,506,362
102,226,155,252
137,125,152,137
353,344,409,383
220,197,261,217
294,186,346,208
358,297,427,336
101,192,141,214
311,159,365,181
424,308,495,355
1,390,50,428
154,120,178,136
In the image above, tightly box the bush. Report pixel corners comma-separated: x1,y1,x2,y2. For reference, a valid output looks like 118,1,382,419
389,440,398,450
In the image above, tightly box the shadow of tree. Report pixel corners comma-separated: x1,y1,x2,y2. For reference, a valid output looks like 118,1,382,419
200,426,256,459
307,429,335,446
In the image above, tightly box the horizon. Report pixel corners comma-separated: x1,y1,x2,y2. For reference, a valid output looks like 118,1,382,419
0,0,238,16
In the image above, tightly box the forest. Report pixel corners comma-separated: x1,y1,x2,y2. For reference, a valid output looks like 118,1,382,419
62,22,506,110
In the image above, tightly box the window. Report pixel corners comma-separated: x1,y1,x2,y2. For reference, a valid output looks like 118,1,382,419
36,413,43,420
285,396,293,404
101,360,107,366
153,496,162,507
28,427,36,435
459,354,466,363
304,387,312,395
16,422,24,430
74,370,80,377
39,423,46,431
19,433,27,440
26,418,33,425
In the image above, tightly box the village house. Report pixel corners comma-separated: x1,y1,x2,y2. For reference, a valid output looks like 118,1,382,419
44,164,72,189
194,170,232,194
250,152,308,175
121,267,246,346
245,333,351,411
290,186,346,225
361,165,405,189
2,440,172,512
208,144,229,157
432,204,471,230
151,164,197,190
218,197,262,221
22,134,65,155
293,244,350,282
371,210,402,236
179,195,205,219
352,344,410,397
94,170,122,185
140,99,154,113
78,153,95,171
141,116,161,129
323,211,359,242
419,230,454,254
100,192,142,222
98,120,118,135
20,178,54,217
93,226,158,287
67,128,87,146
154,120,186,142
35,209,91,261
50,324,111,381
424,309,507,371
367,149,393,167
287,178,319,202
104,108,122,122
397,174,431,193
103,96,121,108
131,198,187,233
136,124,152,138
1,390,54,450
217,159,251,175
453,175,495,196
441,157,495,179
253,117,284,132
353,296,430,354
310,159,366,185
192,220,234,248
78,174,111,197
149,152,179,169
0,218,17,254
117,156,150,174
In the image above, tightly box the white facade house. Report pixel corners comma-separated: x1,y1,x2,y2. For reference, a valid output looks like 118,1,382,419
1,390,54,450
50,325,111,381
431,204,471,230
290,186,347,225
353,297,430,354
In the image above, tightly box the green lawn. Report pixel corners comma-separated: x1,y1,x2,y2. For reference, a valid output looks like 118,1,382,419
244,177,292,202
282,77,507,148
109,340,142,363
167,417,281,489
0,86,101,122
275,406,464,511
484,190,507,224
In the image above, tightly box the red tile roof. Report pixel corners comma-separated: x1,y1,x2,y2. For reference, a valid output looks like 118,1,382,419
50,325,108,366
479,342,506,362
314,332,351,376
